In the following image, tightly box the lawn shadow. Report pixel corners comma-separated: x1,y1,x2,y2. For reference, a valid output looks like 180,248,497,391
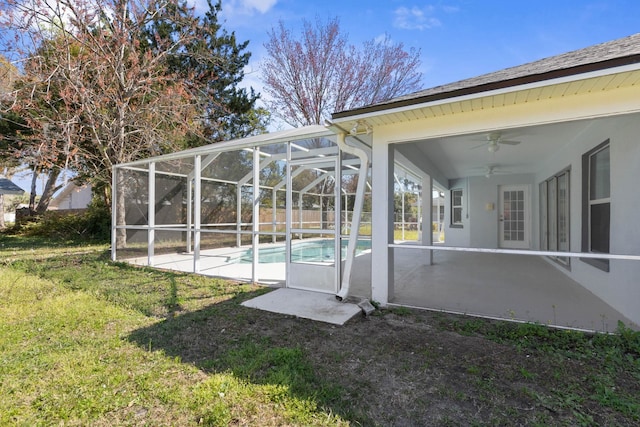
127,290,370,424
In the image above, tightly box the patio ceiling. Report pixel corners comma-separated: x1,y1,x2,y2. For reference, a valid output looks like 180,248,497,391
406,113,635,180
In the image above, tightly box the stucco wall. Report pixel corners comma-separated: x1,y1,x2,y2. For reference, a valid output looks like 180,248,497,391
444,178,469,247
533,113,640,325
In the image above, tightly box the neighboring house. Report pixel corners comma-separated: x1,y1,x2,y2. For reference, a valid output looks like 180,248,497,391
49,182,92,211
0,178,25,227
112,33,640,331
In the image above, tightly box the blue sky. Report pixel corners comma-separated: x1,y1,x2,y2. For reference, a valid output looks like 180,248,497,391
212,0,640,94
10,0,640,195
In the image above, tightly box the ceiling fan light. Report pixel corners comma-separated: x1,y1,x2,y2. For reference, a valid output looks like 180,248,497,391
488,143,499,153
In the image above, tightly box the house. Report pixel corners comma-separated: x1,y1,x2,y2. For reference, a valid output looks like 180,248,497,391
112,33,640,331
49,182,92,211
0,178,25,226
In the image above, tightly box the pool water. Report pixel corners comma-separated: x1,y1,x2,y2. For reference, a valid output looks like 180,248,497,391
238,239,371,264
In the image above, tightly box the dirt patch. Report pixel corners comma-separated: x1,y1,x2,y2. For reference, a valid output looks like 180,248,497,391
132,296,640,426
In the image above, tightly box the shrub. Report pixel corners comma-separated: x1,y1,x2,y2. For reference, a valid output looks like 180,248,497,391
9,199,110,242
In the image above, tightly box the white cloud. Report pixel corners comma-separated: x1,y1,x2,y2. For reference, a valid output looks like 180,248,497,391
442,5,460,14
221,0,278,16
393,5,442,30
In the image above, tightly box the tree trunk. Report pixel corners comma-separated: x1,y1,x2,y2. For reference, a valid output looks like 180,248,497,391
29,169,38,213
35,168,62,214
115,179,127,249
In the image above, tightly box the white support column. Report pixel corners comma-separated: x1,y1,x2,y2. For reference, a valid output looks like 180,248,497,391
344,190,348,233
186,178,193,253
285,143,292,287
184,153,219,254
236,184,242,247
111,167,117,261
422,175,433,265
272,188,277,243
371,142,394,306
298,192,302,239
193,155,201,273
319,194,323,231
252,147,260,283
147,162,155,266
334,153,342,294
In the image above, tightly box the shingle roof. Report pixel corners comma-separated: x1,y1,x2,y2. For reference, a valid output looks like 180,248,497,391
0,178,25,195
333,32,640,119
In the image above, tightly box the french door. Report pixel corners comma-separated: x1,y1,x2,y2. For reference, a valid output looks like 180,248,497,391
499,185,530,249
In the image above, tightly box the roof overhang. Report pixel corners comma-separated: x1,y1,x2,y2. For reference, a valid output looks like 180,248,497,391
331,60,640,128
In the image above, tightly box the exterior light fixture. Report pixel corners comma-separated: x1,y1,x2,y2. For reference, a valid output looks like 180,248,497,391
350,120,372,136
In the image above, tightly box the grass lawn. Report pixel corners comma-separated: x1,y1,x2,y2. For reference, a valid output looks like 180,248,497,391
1,236,639,426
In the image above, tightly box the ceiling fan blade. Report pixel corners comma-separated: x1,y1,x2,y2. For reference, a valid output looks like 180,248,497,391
469,142,489,150
498,139,521,145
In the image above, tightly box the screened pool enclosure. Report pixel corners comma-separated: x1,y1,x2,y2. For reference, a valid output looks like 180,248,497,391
111,125,406,297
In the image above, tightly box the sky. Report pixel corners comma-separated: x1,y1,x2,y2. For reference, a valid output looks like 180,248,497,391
9,0,640,195
209,0,640,102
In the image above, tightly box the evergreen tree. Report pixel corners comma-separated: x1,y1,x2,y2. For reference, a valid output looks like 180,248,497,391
148,0,264,145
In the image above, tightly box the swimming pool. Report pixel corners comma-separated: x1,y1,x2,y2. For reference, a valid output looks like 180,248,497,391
237,239,371,264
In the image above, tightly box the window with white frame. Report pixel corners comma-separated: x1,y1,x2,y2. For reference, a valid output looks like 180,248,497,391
451,188,463,228
581,140,610,271
540,168,570,267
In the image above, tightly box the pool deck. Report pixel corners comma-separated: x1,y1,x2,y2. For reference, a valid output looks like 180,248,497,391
127,243,287,285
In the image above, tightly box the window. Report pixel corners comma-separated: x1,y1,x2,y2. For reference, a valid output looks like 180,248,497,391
540,168,570,267
451,188,463,228
581,140,610,271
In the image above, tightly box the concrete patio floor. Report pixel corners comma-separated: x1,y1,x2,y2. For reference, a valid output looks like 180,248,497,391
390,247,637,332
122,242,637,332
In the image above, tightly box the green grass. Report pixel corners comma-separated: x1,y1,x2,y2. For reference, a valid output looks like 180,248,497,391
2,235,639,426
0,236,349,426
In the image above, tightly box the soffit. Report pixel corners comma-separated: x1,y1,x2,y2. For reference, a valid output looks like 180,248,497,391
346,69,640,130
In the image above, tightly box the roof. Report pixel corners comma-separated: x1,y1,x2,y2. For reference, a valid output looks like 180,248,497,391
333,32,640,119
0,178,25,195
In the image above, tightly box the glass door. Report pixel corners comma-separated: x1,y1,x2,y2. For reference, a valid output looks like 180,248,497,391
499,185,530,249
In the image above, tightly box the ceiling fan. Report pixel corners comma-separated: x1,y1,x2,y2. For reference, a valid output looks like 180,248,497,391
470,132,521,152
468,164,512,178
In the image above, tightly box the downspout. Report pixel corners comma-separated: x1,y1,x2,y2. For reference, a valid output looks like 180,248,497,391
334,131,370,301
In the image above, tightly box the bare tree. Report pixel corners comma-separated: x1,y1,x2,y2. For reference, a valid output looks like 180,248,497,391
1,1,199,209
261,17,423,127
0,0,260,216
